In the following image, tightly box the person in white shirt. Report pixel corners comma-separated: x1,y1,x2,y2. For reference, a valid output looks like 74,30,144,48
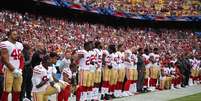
123,47,138,96
92,41,103,100
0,30,24,101
149,56,160,91
101,47,111,100
107,45,118,98
75,41,93,101
115,44,126,97
142,48,150,90
32,55,61,101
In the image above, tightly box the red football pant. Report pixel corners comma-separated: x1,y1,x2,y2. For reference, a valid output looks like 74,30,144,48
58,85,71,101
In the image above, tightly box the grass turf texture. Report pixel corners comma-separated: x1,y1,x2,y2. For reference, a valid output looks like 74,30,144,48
170,93,201,101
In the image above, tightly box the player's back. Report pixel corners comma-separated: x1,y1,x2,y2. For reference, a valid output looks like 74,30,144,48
77,49,91,70
93,48,103,67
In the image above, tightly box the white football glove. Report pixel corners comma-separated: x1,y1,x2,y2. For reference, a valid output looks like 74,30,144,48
13,69,22,78
53,83,61,93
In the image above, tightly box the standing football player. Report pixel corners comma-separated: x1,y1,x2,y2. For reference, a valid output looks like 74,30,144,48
75,41,92,101
93,41,103,100
108,45,118,98
101,45,111,100
149,56,160,91
116,44,125,97
0,29,24,101
142,48,150,91
123,47,138,96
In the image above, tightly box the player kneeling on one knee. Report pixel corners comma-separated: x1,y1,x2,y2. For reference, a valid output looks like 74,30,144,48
32,55,63,101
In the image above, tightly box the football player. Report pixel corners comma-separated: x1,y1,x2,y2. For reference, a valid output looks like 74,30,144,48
87,41,97,100
149,56,160,91
198,56,201,84
116,44,125,97
189,55,199,85
93,41,103,100
123,47,138,96
130,47,138,94
32,55,61,101
1,29,24,101
108,45,118,98
75,41,92,101
101,45,110,100
142,48,150,91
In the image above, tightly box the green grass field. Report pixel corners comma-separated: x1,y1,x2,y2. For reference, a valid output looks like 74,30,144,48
170,93,201,101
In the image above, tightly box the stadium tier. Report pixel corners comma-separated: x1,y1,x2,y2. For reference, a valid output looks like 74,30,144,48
0,1,201,101
0,10,200,54
39,0,201,21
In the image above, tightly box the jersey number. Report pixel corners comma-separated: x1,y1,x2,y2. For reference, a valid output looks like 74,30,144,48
98,55,102,63
11,49,21,60
86,57,91,65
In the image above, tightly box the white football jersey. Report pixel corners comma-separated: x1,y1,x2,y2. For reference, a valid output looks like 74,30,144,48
142,54,150,66
124,50,133,68
110,52,119,69
131,53,138,69
189,59,194,68
93,48,103,68
170,67,176,75
198,60,201,70
103,50,110,66
191,58,199,69
163,67,171,75
195,59,200,70
150,53,160,65
116,51,125,69
47,66,57,79
77,50,91,70
0,41,23,69
89,50,96,72
61,67,72,80
32,64,49,92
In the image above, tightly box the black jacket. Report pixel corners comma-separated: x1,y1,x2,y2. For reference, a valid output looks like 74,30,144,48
137,55,145,71
31,50,45,68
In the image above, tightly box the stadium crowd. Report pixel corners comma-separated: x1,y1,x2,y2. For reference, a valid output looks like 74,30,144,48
68,0,201,16
0,10,200,53
0,10,201,101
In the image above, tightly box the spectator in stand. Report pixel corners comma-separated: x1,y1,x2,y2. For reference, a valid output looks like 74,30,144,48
0,10,200,60
0,10,201,101
67,0,201,16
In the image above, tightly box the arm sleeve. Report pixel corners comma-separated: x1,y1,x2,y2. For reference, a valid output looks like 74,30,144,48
0,42,7,50
19,43,25,70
